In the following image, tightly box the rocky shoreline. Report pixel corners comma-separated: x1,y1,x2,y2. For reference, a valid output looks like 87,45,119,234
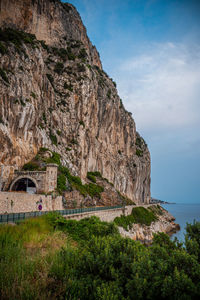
118,206,180,244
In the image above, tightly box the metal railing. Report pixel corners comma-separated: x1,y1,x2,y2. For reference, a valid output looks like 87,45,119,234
0,205,123,223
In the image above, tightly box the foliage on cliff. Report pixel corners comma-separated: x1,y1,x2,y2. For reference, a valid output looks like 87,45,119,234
1,215,200,299
114,206,158,230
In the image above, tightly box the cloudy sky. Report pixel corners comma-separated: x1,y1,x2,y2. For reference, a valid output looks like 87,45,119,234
65,0,200,203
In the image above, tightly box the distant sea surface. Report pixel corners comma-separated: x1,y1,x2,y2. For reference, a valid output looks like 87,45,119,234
161,203,200,242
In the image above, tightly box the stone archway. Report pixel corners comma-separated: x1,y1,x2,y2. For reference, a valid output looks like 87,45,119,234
10,176,38,194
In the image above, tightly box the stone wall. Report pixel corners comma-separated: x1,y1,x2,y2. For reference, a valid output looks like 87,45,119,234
0,164,58,194
65,205,134,222
0,192,63,214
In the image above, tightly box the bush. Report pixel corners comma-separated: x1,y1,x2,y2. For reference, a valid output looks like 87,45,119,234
1,215,200,300
49,131,57,146
0,28,37,56
22,162,39,171
79,120,85,127
78,48,87,59
85,183,104,198
0,41,7,55
40,40,48,50
57,173,67,193
46,73,54,85
30,92,36,99
107,89,111,99
64,82,73,91
66,46,76,60
77,63,86,72
136,148,143,157
54,62,64,74
87,172,96,183
114,207,158,230
87,171,102,178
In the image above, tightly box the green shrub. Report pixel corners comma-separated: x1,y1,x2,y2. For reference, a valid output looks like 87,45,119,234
54,62,64,74
20,98,26,106
114,206,158,230
85,183,104,198
118,150,122,155
49,131,57,146
46,73,54,85
107,89,111,99
78,48,87,59
57,173,67,193
77,63,86,72
0,41,7,55
39,147,49,153
1,216,200,300
30,92,36,99
0,68,9,83
87,172,96,183
22,162,39,171
64,82,73,91
66,46,76,60
42,112,47,124
40,40,49,51
62,3,72,13
71,138,78,145
46,152,61,165
88,171,102,178
79,120,85,127
136,148,143,157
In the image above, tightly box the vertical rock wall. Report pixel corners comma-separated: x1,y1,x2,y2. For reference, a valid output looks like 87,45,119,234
0,0,151,203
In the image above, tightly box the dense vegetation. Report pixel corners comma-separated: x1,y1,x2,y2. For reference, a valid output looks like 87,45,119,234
1,214,200,300
114,206,158,230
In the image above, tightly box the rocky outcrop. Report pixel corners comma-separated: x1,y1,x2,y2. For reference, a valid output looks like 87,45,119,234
118,206,180,244
0,0,151,204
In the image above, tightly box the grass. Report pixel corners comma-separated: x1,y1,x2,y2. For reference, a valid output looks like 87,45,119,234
114,206,158,231
0,214,73,300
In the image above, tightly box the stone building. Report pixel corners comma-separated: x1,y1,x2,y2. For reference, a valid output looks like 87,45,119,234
0,164,58,194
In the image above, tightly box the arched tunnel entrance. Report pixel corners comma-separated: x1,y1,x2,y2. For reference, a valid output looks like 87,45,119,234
11,177,37,194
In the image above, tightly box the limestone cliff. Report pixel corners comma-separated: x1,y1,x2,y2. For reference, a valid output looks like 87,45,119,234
0,0,151,204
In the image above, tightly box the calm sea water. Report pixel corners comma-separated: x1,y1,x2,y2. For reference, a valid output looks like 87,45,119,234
161,203,200,242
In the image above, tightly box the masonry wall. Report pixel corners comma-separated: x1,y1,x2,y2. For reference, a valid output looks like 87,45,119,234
0,192,63,214
65,205,135,222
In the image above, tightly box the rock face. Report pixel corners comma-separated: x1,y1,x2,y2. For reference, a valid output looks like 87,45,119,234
118,206,180,244
0,0,151,204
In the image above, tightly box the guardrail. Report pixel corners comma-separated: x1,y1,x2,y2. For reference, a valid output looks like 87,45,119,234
0,205,123,223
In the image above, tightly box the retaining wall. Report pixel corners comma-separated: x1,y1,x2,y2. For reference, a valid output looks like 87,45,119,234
0,192,63,214
65,205,134,222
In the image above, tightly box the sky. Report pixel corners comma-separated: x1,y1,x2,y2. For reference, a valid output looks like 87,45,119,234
64,0,200,203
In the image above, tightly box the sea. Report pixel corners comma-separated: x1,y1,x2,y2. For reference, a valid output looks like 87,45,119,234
161,203,200,242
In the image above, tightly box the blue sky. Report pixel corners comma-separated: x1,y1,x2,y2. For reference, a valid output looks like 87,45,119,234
64,0,200,203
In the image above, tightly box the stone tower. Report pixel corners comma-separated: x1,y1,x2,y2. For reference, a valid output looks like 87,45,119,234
45,164,58,193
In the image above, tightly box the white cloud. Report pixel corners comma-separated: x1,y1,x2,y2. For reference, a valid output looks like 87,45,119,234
115,42,200,134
